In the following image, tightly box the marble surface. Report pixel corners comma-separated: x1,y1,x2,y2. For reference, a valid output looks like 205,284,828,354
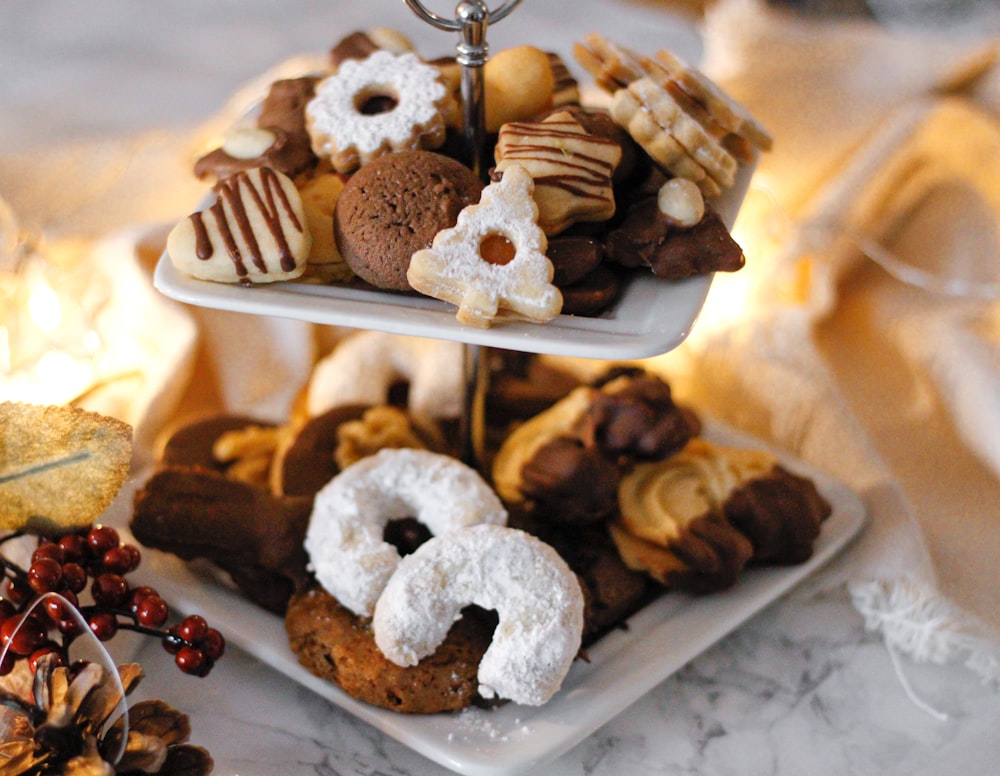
2,1,999,774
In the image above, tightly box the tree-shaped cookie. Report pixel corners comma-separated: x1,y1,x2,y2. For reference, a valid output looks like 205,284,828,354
407,165,562,328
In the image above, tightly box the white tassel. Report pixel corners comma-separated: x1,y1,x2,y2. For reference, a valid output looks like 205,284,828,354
850,576,1000,685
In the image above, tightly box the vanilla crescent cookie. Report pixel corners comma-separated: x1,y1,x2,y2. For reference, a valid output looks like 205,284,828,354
407,164,562,327
304,448,507,617
306,50,453,173
167,167,310,284
372,524,584,706
306,332,465,421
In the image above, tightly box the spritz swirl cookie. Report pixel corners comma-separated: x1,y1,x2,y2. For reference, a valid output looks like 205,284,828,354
306,50,454,173
407,164,563,328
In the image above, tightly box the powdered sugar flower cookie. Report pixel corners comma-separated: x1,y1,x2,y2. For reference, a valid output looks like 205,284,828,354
407,164,563,328
306,50,452,173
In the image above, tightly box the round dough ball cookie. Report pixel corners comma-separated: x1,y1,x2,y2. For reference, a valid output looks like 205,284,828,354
333,150,482,291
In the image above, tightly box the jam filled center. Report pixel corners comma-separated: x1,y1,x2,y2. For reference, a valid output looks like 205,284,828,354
480,233,516,265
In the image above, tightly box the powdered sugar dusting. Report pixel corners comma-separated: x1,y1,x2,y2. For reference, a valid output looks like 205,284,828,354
305,449,507,617
407,164,563,326
306,50,447,162
372,524,585,706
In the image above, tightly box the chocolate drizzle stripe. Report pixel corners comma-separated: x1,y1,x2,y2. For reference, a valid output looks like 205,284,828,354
194,168,303,276
501,147,614,180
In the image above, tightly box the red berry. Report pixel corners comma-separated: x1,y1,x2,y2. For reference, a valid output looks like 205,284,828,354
128,585,157,611
61,563,87,594
135,596,169,628
0,651,15,676
91,573,128,609
162,624,187,654
29,643,65,672
87,525,120,556
31,542,64,565
43,591,79,623
87,611,118,641
28,557,63,594
1,614,48,656
58,534,87,563
178,614,209,643
200,628,226,661
102,544,140,574
5,576,33,607
175,645,210,676
57,616,84,638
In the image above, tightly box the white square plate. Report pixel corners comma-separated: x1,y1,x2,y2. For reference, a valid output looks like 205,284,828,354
153,132,754,362
128,421,866,776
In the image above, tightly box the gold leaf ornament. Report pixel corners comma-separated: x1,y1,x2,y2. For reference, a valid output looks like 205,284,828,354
0,403,132,533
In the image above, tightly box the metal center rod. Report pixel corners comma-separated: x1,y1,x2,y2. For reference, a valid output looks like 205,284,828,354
401,0,523,467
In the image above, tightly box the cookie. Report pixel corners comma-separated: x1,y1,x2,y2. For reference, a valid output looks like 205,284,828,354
494,111,622,235
491,368,700,521
329,28,415,69
610,438,831,591
277,403,446,498
372,524,584,707
305,448,507,617
306,50,454,173
605,199,744,279
296,171,354,283
258,76,319,143
559,264,620,316
484,45,555,133
407,164,562,327
167,167,311,284
306,331,466,421
193,126,315,182
286,586,495,713
333,150,482,291
131,467,312,614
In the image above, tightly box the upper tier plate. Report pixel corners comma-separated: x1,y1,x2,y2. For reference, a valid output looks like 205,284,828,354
154,155,751,360
154,1,753,362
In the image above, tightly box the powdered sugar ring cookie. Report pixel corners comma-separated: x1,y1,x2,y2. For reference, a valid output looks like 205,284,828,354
306,331,465,421
304,448,507,617
372,523,584,706
407,164,563,327
306,50,452,173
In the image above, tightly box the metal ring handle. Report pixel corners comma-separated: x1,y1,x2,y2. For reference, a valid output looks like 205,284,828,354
402,0,522,31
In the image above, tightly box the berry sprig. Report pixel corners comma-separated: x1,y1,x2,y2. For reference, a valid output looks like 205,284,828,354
0,525,225,677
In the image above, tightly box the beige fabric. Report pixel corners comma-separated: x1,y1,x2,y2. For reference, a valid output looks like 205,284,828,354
636,0,1000,678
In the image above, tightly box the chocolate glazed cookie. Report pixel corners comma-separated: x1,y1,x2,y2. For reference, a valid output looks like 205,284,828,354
333,150,483,291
